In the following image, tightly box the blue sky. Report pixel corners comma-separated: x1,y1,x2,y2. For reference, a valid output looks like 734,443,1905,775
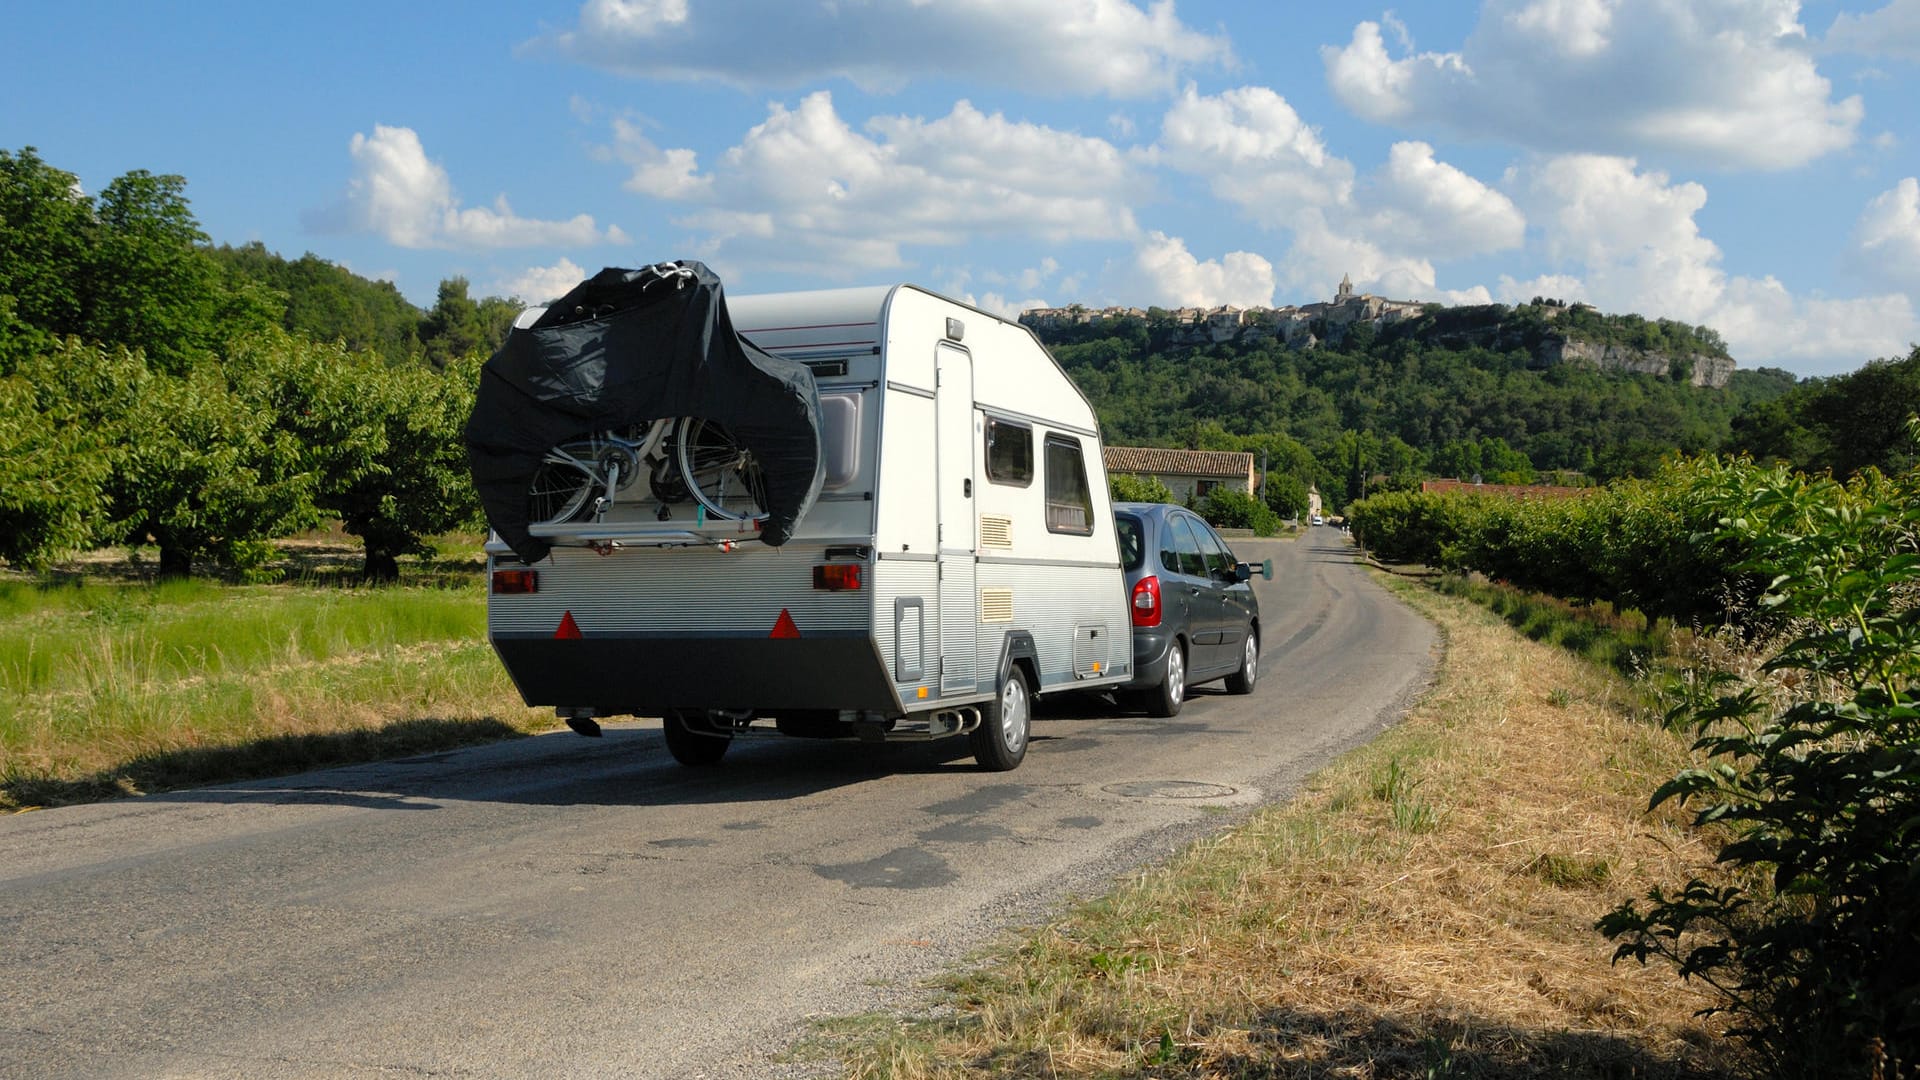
7,1,1920,377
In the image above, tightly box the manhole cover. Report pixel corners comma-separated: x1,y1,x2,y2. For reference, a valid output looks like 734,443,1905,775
1101,780,1238,800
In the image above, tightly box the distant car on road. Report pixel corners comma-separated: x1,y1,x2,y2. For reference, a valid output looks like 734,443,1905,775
1113,502,1269,717
1310,514,1324,526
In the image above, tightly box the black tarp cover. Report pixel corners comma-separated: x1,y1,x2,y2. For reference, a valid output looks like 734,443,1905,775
465,262,823,563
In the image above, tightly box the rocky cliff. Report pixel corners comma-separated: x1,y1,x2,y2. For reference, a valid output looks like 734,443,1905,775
1540,339,1734,389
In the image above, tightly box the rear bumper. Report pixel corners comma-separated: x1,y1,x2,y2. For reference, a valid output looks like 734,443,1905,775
491,633,902,716
1124,627,1176,690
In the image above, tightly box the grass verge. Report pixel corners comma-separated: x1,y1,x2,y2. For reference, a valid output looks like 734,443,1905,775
1,552,551,811
810,574,1744,1078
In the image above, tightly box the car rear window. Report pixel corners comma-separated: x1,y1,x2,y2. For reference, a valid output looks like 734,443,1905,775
1116,514,1144,571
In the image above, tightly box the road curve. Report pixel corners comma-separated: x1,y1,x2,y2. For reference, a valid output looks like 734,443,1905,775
0,529,1435,1079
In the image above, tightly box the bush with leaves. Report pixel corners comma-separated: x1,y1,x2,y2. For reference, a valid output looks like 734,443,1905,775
1198,486,1281,535
244,332,482,580
1109,473,1177,504
1598,450,1920,1077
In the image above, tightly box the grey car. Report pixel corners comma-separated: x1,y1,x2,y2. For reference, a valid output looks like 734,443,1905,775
1113,502,1268,717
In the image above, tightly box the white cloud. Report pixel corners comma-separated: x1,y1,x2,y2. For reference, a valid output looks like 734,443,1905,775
1322,1,1862,170
1825,0,1920,61
628,92,1142,274
1101,232,1276,308
1156,84,1353,226
313,125,625,250
537,0,1231,98
1276,210,1440,302
1854,177,1920,292
1502,154,1919,373
1355,141,1525,257
493,258,593,306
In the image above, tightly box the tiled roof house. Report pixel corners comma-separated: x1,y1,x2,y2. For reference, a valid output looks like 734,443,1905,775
1104,447,1257,502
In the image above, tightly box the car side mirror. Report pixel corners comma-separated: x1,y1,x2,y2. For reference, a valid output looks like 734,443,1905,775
1232,563,1252,583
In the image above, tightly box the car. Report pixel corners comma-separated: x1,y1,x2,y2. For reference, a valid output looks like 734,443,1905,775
1310,514,1324,526
1113,502,1268,717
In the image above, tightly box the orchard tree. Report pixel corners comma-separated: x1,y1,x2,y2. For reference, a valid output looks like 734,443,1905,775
0,339,148,567
247,332,481,580
110,360,315,578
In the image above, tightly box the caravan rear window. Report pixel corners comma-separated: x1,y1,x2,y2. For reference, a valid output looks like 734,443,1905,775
985,417,1033,486
1044,434,1094,536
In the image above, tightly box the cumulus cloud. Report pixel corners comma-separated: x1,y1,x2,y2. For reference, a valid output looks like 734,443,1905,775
311,125,626,250
1157,84,1354,226
1275,210,1442,302
1502,154,1919,373
1354,141,1524,257
1854,177,1920,292
1101,232,1276,308
536,0,1231,98
1824,0,1920,61
1152,88,1520,273
626,92,1142,274
1322,0,1862,169
492,258,593,305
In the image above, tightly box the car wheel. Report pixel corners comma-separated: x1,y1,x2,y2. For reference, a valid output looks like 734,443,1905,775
662,709,732,766
971,669,1031,771
1145,640,1185,718
1225,631,1258,695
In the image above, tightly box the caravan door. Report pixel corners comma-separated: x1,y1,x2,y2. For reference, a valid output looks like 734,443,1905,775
936,342,978,696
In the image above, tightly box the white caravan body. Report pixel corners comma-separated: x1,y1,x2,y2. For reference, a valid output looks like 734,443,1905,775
483,284,1130,752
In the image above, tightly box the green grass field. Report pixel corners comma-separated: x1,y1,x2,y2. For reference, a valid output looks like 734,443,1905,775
0,542,552,809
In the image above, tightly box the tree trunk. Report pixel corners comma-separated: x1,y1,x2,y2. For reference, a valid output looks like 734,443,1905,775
157,545,193,580
362,548,401,583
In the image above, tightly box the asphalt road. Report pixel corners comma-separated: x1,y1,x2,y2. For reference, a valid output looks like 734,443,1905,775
0,529,1436,1080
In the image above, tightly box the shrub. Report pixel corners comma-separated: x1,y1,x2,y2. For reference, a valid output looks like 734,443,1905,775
1598,452,1920,1077
1198,486,1280,536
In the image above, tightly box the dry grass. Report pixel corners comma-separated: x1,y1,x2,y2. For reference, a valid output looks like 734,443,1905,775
823,576,1745,1078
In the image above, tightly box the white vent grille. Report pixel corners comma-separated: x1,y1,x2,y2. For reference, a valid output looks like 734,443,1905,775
980,588,1015,623
979,515,1013,548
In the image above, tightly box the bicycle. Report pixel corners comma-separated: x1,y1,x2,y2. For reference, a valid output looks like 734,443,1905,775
528,416,768,526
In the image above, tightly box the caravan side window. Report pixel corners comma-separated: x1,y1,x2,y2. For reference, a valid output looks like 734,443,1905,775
1044,434,1094,536
985,417,1033,486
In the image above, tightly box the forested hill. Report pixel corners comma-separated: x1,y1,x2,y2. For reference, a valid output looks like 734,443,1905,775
1028,304,1796,482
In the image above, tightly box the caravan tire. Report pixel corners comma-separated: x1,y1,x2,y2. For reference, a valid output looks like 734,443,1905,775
971,670,1031,772
662,709,732,766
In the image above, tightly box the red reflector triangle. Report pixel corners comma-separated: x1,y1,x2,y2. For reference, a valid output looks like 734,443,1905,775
555,611,583,640
769,609,800,639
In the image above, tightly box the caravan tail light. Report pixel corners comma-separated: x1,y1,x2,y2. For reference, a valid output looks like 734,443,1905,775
1130,575,1162,627
813,563,863,591
491,568,539,594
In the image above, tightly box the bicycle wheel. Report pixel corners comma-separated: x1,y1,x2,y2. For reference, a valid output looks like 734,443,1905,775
528,451,597,525
674,418,768,521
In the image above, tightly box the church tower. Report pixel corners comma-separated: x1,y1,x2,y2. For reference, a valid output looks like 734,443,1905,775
1336,273,1354,302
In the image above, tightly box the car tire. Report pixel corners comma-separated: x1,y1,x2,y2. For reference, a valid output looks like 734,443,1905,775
971,669,1031,771
1144,640,1185,718
662,709,732,766
1225,631,1258,695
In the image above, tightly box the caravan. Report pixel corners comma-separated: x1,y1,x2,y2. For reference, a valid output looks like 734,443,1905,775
469,264,1131,771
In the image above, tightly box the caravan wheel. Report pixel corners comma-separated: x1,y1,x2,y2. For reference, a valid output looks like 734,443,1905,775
970,670,1031,772
662,709,732,766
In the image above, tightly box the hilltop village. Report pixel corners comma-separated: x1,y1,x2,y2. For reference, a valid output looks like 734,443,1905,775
1021,276,1736,389
1021,274,1430,349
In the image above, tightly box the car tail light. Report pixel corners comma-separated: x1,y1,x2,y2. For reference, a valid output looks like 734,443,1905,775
491,568,538,594
1130,574,1162,627
813,563,862,591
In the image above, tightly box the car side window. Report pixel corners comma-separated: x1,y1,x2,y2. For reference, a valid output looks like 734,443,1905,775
1167,515,1207,578
1195,522,1235,580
